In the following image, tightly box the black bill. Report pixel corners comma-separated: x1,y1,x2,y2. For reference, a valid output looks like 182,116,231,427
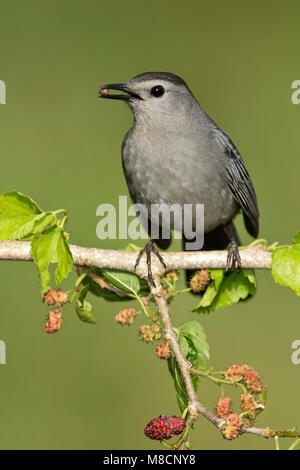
99,83,141,100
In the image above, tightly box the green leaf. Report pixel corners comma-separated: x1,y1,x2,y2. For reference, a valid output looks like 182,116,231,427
83,276,129,301
178,321,209,389
99,269,140,295
78,284,89,303
178,335,189,357
10,212,56,240
31,226,73,292
167,356,188,413
0,190,42,240
81,268,132,301
195,270,224,309
169,321,209,413
126,243,143,252
138,279,151,297
83,301,92,312
193,269,256,313
76,285,96,324
76,306,94,323
272,238,300,296
178,320,209,368
183,337,201,390
293,232,300,245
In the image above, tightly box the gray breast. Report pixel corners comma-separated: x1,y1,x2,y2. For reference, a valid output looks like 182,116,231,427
122,127,239,234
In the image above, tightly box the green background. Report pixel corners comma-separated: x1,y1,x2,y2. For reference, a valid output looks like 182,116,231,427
0,0,299,450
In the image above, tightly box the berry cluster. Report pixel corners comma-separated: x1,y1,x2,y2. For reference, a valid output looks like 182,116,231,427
43,289,68,306
45,308,63,334
144,415,186,440
156,342,171,360
221,413,244,440
224,363,246,381
214,364,264,440
189,269,211,293
243,367,263,394
216,397,232,419
139,324,161,343
224,364,262,393
240,393,257,418
114,308,137,326
43,289,69,334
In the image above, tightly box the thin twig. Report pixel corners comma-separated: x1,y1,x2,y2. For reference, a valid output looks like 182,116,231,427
149,276,201,421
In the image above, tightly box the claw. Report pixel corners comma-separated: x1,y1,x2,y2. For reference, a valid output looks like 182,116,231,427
134,240,166,286
225,240,241,273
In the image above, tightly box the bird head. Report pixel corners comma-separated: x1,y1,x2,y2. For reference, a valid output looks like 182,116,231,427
99,72,196,124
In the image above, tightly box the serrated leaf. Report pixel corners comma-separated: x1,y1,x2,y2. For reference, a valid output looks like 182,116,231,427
272,241,300,296
99,269,140,295
10,212,56,240
31,226,73,292
0,190,42,239
193,269,256,313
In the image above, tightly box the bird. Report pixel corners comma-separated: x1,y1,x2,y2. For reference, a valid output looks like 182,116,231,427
99,72,259,286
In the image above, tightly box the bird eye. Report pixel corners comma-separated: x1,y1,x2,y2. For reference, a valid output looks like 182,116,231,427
151,85,165,98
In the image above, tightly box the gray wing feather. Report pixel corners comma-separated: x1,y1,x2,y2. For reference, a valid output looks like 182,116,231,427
214,128,259,238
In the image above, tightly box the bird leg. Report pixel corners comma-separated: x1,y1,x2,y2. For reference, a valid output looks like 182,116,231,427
134,239,166,287
223,225,242,272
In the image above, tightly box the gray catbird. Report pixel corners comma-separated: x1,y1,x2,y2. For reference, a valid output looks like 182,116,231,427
99,72,259,285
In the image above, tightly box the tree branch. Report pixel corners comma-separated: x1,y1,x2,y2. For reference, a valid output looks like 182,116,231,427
0,241,271,279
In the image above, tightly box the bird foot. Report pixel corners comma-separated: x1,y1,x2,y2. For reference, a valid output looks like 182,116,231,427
225,240,241,272
134,240,166,287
